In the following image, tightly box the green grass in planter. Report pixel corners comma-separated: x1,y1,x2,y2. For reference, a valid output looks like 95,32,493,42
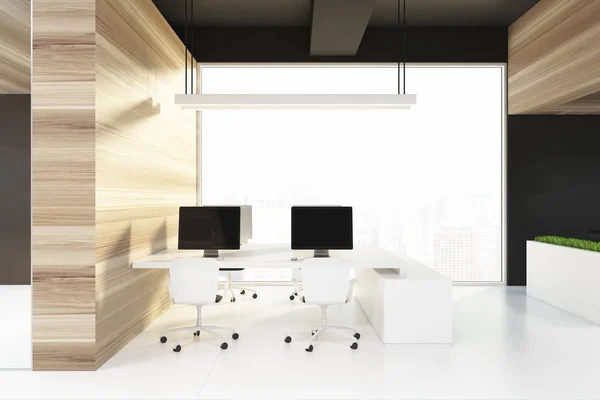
535,236,600,252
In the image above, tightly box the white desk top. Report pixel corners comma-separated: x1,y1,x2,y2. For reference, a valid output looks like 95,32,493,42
132,243,448,281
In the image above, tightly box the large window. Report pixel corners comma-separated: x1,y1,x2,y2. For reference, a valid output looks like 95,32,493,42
201,65,504,283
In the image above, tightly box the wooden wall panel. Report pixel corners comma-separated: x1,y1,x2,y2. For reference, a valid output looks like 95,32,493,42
537,92,600,115
95,0,197,367
32,0,97,371
31,0,196,370
0,0,30,93
508,0,600,114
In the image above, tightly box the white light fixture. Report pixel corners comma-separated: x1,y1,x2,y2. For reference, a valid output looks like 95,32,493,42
176,94,416,110
176,0,415,111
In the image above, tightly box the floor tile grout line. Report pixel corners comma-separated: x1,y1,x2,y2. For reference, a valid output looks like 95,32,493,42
195,350,223,400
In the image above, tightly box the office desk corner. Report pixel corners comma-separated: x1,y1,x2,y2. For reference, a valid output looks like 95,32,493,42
354,255,452,345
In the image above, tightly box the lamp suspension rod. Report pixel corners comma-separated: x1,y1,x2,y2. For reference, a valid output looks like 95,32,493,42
403,0,406,95
191,0,194,94
397,0,400,95
184,0,188,94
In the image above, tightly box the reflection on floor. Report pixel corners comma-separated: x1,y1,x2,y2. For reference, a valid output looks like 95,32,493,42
0,285,31,369
1,286,600,399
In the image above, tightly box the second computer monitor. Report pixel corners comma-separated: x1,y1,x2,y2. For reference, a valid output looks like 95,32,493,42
291,206,353,257
178,206,241,257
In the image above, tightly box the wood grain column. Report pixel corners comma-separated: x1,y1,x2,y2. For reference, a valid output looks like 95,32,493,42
32,0,196,370
95,0,196,367
32,0,97,371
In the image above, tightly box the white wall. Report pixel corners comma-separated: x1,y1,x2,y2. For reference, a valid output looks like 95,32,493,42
0,286,31,368
201,65,504,282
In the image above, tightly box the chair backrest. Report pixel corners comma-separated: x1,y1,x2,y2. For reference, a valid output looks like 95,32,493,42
300,258,352,305
169,258,219,305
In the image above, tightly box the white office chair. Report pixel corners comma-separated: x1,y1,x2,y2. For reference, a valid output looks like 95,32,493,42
284,260,360,352
160,258,239,352
221,268,258,302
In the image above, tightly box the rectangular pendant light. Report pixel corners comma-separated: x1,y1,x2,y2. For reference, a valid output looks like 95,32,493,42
175,94,417,110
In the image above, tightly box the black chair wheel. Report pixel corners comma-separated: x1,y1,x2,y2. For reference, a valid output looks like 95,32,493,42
289,295,295,301
240,290,246,295
230,297,236,303
160,336,167,343
173,345,181,352
311,329,318,336
232,332,239,340
193,330,200,337
354,333,361,340
220,342,228,350
284,336,292,343
305,345,314,352
293,292,298,296
252,293,258,299
350,342,359,350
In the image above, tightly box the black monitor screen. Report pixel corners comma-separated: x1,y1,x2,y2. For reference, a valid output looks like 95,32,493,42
178,207,241,250
291,206,353,250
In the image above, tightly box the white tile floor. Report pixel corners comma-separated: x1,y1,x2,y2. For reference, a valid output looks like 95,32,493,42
1,286,600,400
0,285,31,369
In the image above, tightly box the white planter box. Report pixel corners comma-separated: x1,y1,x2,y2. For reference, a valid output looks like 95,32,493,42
527,240,600,325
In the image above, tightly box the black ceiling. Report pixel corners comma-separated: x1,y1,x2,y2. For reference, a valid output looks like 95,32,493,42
152,0,540,28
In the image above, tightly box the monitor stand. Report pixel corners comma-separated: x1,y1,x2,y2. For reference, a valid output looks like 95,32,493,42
313,249,330,258
203,249,219,258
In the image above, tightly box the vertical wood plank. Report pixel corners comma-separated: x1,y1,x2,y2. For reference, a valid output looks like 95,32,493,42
31,0,97,371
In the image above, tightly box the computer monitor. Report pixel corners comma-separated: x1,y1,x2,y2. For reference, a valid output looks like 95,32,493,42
291,206,353,257
178,206,241,257
202,204,253,244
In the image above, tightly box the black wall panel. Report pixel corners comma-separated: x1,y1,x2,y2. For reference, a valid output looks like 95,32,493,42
507,115,600,286
0,95,31,285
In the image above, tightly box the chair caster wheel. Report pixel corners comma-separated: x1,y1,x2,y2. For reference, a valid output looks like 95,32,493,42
160,336,167,343
354,333,361,340
350,342,359,350
220,342,228,350
284,336,292,343
232,333,239,340
294,292,298,296
230,297,236,303
305,345,314,352
289,295,295,301
193,330,200,337
252,293,258,299
240,290,245,295
311,329,318,336
173,345,181,352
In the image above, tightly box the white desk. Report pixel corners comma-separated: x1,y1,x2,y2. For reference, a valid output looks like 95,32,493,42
134,244,406,270
133,244,452,344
